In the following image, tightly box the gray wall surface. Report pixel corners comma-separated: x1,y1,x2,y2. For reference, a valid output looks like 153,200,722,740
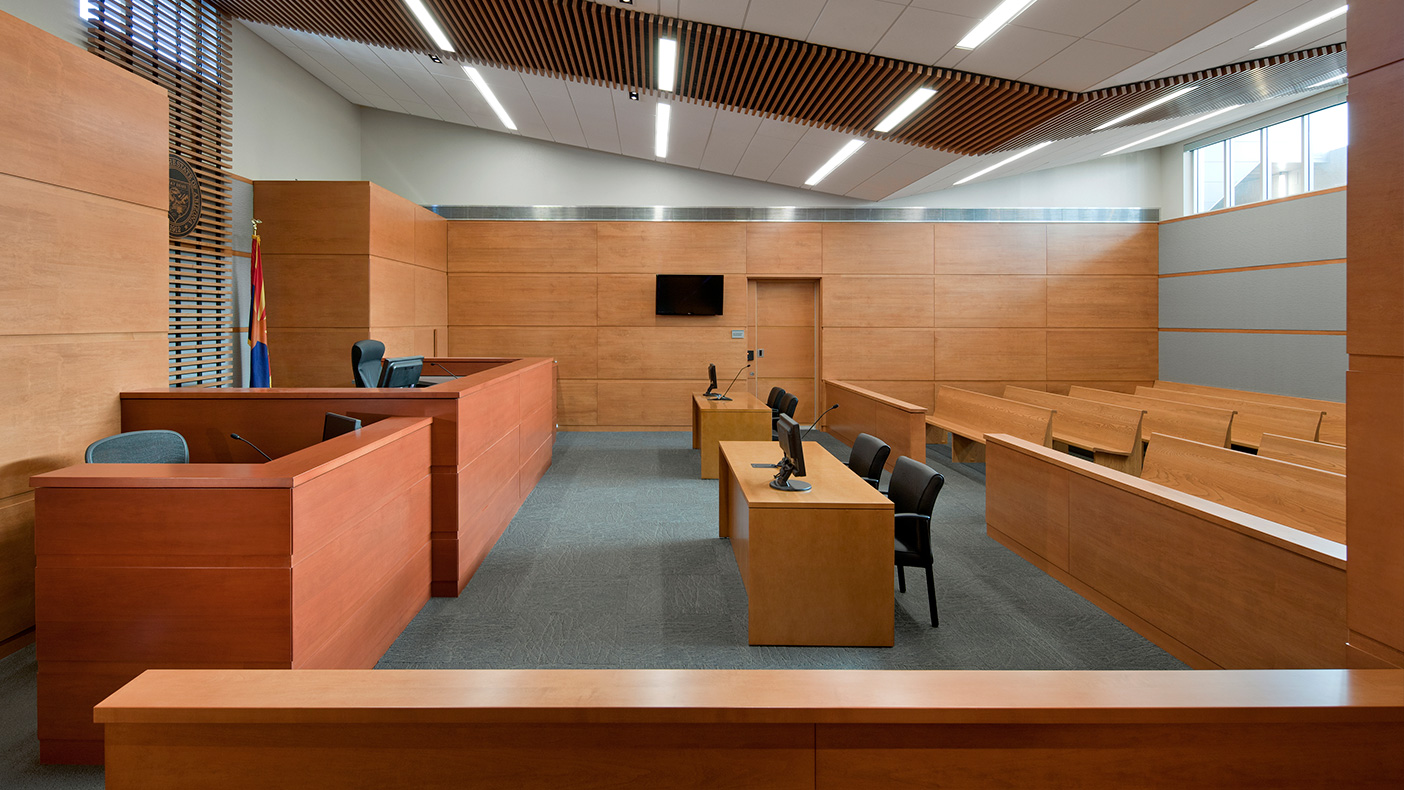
1158,189,1346,401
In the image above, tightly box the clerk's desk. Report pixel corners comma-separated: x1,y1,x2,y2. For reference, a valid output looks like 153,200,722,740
691,392,771,479
718,441,895,646
29,416,434,765
120,357,556,597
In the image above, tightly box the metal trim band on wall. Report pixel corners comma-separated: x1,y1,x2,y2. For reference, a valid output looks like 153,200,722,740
426,206,1159,223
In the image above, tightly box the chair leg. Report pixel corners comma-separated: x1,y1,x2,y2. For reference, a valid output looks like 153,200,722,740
896,565,906,593
924,565,938,628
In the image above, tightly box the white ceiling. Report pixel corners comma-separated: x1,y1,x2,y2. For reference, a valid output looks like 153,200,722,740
246,0,1348,201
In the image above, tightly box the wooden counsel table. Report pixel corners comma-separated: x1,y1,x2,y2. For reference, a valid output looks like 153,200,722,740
718,441,894,646
30,417,433,765
691,392,771,479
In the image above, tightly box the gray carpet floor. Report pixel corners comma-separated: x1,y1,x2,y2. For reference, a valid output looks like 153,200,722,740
0,430,1182,788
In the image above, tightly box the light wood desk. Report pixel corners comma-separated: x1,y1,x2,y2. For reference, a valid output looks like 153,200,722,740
691,393,771,479
718,441,894,646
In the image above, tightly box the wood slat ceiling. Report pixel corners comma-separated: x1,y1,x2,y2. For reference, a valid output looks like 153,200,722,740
213,0,1344,157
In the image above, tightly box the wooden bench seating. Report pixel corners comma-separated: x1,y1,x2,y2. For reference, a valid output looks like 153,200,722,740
1003,386,1145,474
1140,433,1345,544
1258,433,1347,474
1134,386,1324,449
1066,386,1235,448
927,386,1053,463
1154,380,1345,446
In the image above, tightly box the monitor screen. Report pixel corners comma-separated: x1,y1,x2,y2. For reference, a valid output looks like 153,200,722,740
656,275,724,316
322,412,362,441
707,363,717,393
378,356,424,388
771,414,811,492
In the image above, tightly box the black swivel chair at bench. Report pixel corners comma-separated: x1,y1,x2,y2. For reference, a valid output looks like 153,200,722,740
889,456,945,627
847,433,890,490
772,393,798,439
352,339,385,388
84,430,189,464
766,386,787,432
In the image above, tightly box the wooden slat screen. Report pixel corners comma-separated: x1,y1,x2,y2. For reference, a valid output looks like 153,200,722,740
89,0,235,387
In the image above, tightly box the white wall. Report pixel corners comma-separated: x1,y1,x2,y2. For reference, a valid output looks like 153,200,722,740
231,21,361,181
0,0,84,45
886,150,1164,210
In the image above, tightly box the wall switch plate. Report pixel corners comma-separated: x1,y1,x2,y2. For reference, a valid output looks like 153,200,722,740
731,330,744,339
747,350,754,361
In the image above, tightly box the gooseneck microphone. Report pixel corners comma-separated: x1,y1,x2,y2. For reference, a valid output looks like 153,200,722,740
427,361,461,379
802,404,839,439
716,363,750,401
230,433,272,462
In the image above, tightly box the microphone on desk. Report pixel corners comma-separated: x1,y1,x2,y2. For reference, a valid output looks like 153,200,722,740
716,364,750,401
802,404,839,439
230,433,272,462
426,361,461,379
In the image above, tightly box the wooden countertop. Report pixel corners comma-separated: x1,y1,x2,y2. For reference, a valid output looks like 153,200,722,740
694,392,768,411
720,441,893,510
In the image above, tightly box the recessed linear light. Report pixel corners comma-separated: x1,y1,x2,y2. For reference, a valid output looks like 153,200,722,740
403,0,454,52
1101,105,1242,157
874,88,937,133
953,140,1052,185
1251,5,1347,51
956,0,1039,50
1308,73,1348,89
655,103,671,159
658,38,678,92
463,66,517,131
805,140,865,187
1093,85,1199,131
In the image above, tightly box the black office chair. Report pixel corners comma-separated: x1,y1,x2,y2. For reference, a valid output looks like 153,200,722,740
84,430,189,464
773,393,798,439
889,456,945,627
847,433,890,490
767,386,787,430
352,339,385,388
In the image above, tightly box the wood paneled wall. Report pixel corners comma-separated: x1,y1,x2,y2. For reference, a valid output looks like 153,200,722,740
254,181,447,387
0,10,169,655
447,221,1158,430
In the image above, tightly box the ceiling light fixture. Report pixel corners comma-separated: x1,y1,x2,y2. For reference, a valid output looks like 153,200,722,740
658,38,678,92
805,140,865,186
1307,73,1348,89
1251,5,1347,51
1102,105,1243,156
953,140,1053,185
403,0,455,52
655,103,671,159
1093,85,1199,131
428,53,442,64
874,88,937,133
956,0,1039,50
463,66,517,130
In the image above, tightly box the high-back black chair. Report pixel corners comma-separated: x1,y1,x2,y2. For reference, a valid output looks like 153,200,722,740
767,386,787,430
84,430,189,464
352,339,385,388
773,393,799,438
889,456,945,627
847,433,890,489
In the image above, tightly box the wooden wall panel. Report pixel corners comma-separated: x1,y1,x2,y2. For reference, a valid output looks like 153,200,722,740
934,223,1046,275
822,224,933,275
1046,276,1158,328
933,275,1047,327
267,329,367,388
1047,224,1158,275
596,274,746,326
448,274,599,326
1047,329,1158,381
369,184,417,264
369,258,418,328
414,209,448,272
597,223,746,273
822,276,935,327
755,279,817,326
596,381,709,426
448,222,597,273
746,224,823,274
843,381,936,413
597,328,743,379
448,327,598,379
0,494,35,651
754,327,815,378
263,256,369,329
415,267,449,328
253,182,372,256
557,381,598,426
935,329,1048,381
822,328,934,381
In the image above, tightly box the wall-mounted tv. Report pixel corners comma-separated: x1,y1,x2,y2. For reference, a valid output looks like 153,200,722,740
656,274,724,316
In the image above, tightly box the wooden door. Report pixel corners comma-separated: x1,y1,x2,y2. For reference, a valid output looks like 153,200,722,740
748,279,819,423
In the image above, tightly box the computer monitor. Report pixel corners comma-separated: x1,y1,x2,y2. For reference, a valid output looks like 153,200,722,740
322,412,362,441
378,356,424,388
770,414,811,492
704,363,718,398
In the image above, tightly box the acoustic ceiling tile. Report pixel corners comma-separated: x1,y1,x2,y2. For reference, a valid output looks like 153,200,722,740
613,92,659,159
699,108,764,175
955,24,1078,82
1020,37,1154,92
567,81,624,154
807,0,909,53
678,0,751,28
742,0,829,41
1087,0,1256,53
733,133,801,182
871,7,977,65
521,74,590,148
665,101,719,169
847,146,964,200
815,138,911,195
1010,0,1140,37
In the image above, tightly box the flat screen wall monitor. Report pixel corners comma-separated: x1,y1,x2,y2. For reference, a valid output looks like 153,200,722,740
322,412,362,441
656,274,724,316
705,363,719,398
378,356,425,388
771,414,811,492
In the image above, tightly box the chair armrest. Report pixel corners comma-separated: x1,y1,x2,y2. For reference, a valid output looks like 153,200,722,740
860,475,881,489
894,513,930,525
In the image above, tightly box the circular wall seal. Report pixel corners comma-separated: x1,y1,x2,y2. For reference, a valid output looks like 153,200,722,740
168,154,203,237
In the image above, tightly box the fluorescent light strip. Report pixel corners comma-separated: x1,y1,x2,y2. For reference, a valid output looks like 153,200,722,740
1093,86,1199,131
805,140,865,186
1251,5,1347,50
1102,105,1242,157
953,141,1052,186
404,0,454,52
655,103,671,159
463,67,517,130
658,38,678,92
874,88,937,133
956,0,1039,50
1308,73,1348,89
